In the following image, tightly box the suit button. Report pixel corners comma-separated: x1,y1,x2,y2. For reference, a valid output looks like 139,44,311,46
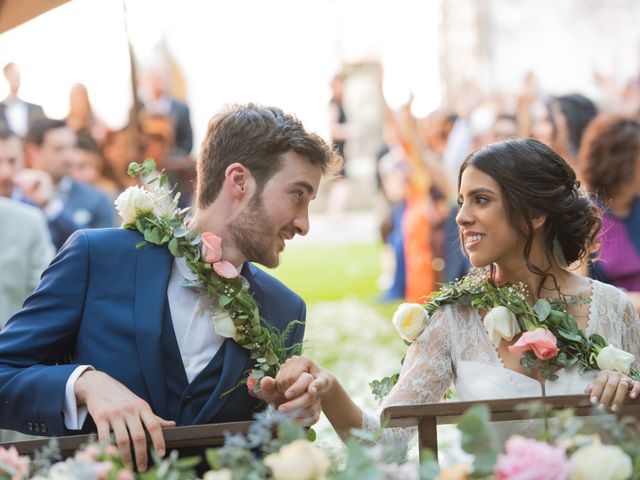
33,423,40,433
27,422,33,432
183,395,193,406
40,423,47,433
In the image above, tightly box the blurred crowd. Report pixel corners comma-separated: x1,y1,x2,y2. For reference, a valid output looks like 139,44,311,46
0,62,195,324
365,69,640,314
3,57,640,327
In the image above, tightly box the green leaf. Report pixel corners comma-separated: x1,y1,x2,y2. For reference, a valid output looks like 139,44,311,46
306,427,317,442
557,329,584,343
219,295,233,308
168,237,180,257
144,227,163,245
205,449,221,470
457,404,499,477
142,158,156,176
419,449,440,480
534,299,551,321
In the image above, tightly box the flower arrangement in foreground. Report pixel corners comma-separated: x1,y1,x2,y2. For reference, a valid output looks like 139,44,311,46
5,401,640,480
371,268,638,401
114,160,302,393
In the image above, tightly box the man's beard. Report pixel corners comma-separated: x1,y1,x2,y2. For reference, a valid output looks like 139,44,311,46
227,192,280,268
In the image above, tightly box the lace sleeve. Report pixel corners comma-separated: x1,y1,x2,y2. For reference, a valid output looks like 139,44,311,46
361,306,454,449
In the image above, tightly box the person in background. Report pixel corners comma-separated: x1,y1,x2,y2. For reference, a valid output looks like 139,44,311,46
0,128,77,250
69,134,119,200
0,62,44,138
579,114,640,313
65,83,107,143
25,118,116,245
532,93,598,171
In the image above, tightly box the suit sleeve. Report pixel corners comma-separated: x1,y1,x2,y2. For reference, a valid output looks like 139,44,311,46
0,231,89,435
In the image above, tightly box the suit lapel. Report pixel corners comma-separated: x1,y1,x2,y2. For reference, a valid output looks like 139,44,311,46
194,263,257,423
133,243,173,419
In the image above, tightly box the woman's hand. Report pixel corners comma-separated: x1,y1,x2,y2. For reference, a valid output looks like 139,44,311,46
275,355,333,399
585,369,640,412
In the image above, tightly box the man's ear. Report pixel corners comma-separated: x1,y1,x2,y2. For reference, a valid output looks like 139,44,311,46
531,213,547,231
25,144,39,169
224,162,251,199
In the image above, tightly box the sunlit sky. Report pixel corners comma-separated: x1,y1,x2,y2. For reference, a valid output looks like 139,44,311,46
0,0,441,152
1,0,638,155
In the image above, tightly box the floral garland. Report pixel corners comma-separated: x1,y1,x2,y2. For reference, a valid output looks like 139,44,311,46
371,267,639,401
114,159,301,394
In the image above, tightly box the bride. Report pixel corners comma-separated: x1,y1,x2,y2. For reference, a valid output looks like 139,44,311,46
270,139,640,448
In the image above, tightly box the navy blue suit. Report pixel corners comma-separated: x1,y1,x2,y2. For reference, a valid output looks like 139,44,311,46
0,228,305,436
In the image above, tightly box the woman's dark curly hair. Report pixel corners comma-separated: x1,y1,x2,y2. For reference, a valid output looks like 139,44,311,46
459,139,601,293
579,114,640,204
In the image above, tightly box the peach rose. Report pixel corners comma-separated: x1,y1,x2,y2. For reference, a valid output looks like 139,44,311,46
200,232,238,279
508,328,559,360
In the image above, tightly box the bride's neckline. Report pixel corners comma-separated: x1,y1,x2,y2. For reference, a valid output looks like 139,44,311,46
477,279,596,383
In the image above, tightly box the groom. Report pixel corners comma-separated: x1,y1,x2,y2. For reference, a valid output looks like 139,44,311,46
0,104,339,470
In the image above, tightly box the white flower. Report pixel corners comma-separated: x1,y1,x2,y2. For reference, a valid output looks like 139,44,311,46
114,186,154,225
151,189,180,218
596,345,635,375
570,443,632,480
212,312,237,339
483,306,520,348
392,303,429,342
203,469,233,480
263,439,329,480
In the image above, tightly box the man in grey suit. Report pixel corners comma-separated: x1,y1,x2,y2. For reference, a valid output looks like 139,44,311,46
0,197,54,326
0,63,45,138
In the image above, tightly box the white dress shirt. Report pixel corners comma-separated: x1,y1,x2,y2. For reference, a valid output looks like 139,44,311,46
63,257,232,430
3,98,29,137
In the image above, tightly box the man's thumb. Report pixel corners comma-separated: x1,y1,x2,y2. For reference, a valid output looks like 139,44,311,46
260,376,278,401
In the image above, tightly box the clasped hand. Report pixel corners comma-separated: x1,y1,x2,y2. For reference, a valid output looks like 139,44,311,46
260,355,332,425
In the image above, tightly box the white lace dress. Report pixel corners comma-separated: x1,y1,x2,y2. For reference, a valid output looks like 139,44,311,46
362,280,640,449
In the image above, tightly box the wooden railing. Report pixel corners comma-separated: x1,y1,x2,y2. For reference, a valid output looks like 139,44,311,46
0,421,253,459
382,394,640,460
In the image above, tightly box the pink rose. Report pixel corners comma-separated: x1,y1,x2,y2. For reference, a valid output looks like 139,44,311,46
201,232,223,264
213,260,239,279
496,436,569,480
508,328,559,360
200,233,238,279
246,372,259,392
0,446,29,480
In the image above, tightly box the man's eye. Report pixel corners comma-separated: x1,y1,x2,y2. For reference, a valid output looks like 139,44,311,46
476,196,488,204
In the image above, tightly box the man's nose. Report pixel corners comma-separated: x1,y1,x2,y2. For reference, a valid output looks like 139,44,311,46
293,209,310,236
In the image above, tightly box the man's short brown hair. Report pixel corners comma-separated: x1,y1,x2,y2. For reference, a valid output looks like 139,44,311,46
196,104,341,208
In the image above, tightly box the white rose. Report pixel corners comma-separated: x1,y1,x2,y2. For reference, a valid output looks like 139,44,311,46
392,303,429,342
212,312,237,339
114,186,154,225
483,306,520,348
203,469,232,480
263,439,329,480
570,444,632,480
596,345,635,375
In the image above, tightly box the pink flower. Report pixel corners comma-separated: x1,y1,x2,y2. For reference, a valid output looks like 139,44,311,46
496,436,570,480
247,373,259,392
213,260,239,279
508,328,559,360
201,232,223,263
117,469,136,480
200,232,239,279
0,446,29,480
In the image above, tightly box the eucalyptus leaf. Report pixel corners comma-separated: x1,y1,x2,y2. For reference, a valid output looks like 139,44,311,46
534,299,552,321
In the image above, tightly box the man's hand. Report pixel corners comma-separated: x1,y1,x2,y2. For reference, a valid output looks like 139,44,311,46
74,370,176,471
14,169,54,208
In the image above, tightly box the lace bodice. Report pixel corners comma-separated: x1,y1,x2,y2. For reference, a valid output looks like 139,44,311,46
361,280,640,449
